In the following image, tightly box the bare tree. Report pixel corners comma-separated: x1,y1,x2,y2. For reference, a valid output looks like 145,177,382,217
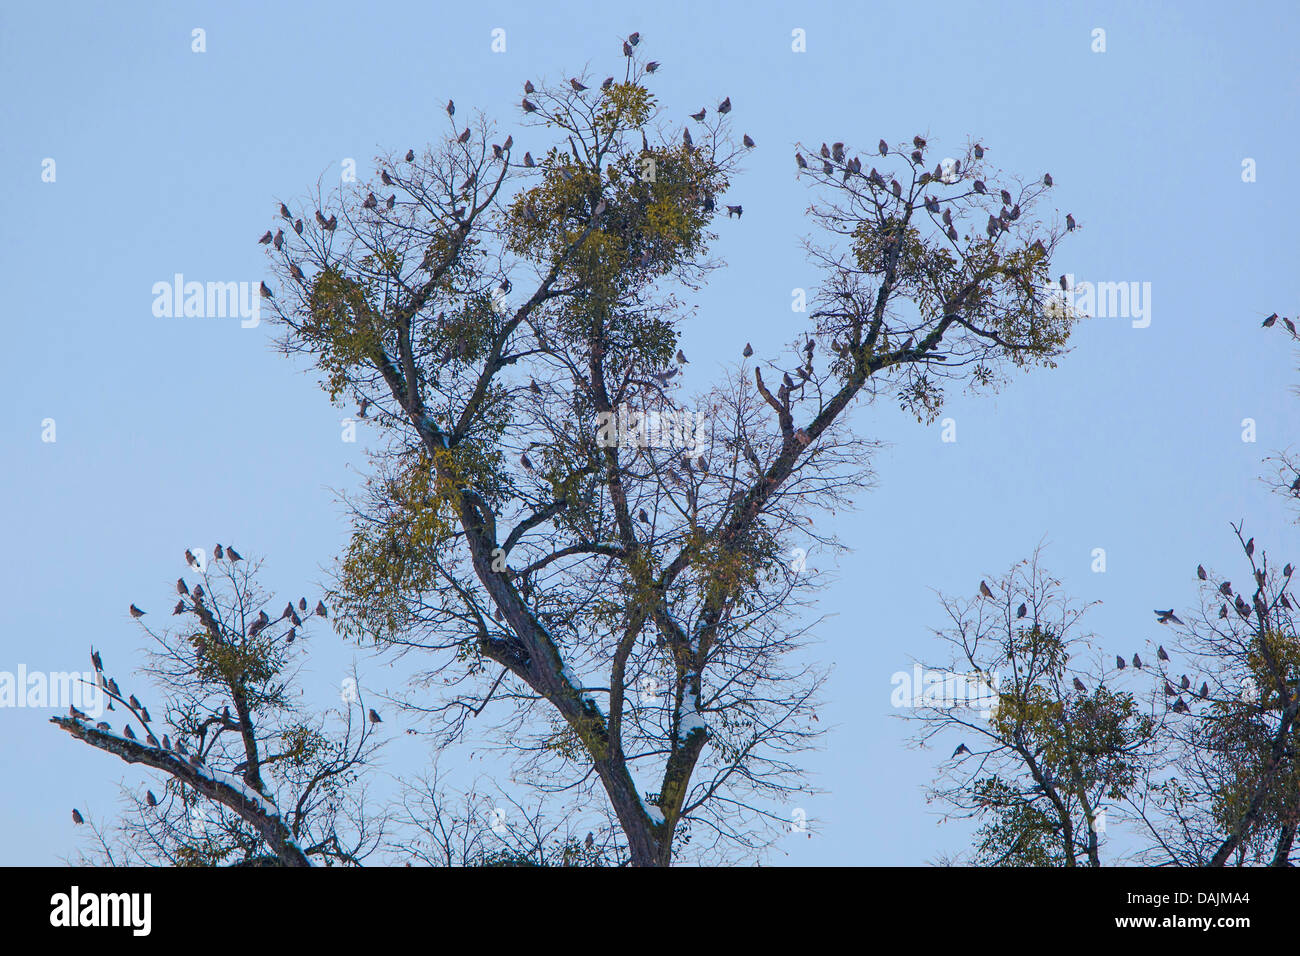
258,37,1082,865
913,552,1158,866
54,549,383,866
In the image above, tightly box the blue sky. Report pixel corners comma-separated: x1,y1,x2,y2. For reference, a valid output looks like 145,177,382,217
2,0,1297,864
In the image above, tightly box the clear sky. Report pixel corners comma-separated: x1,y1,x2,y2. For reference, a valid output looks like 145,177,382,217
2,0,1298,865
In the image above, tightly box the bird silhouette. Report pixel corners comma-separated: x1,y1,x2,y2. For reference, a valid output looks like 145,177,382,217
146,790,157,807
279,203,291,219
458,129,471,144
645,61,659,73
1172,698,1189,714
124,725,136,740
227,547,242,561
742,342,753,357
676,349,689,365
1132,653,1142,668
1073,677,1087,692
1180,674,1191,689
1065,214,1076,231
569,78,587,92
446,99,454,116
185,549,198,567
1246,537,1255,557
1197,564,1207,580
1157,645,1169,661
717,97,731,114
979,581,993,599
522,97,538,113
952,743,970,758
690,108,706,121
316,601,328,618
1043,173,1053,186
369,708,382,723
1116,655,1126,669
743,134,755,148
1016,602,1027,618
258,230,273,244
72,809,84,824
1154,610,1183,625
129,604,145,618
260,281,273,298
405,149,415,162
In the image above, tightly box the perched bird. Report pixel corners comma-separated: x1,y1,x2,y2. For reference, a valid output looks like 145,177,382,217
185,549,198,567
690,108,706,121
973,143,985,159
645,61,659,73
1199,682,1209,698
173,600,184,615
273,230,283,249
623,40,633,56
369,708,382,723
521,451,535,471
952,743,970,758
1180,674,1191,689
1073,677,1087,693
259,281,273,298
743,134,755,148
1219,581,1233,597
522,97,538,113
1000,188,1012,206
1197,564,1207,580
1164,681,1176,696
446,99,454,116
258,230,273,244
979,580,994,599
569,77,588,92
177,578,188,596
638,509,649,523
524,80,535,94
146,790,157,807
1043,173,1053,186
282,602,294,620
676,348,689,365
299,597,308,611
386,194,396,209
405,149,415,162
682,128,693,147
973,180,987,194
1263,313,1278,327
124,725,136,740
1114,654,1126,669
279,203,291,219
1172,697,1189,714
1016,602,1027,619
1157,645,1169,661
293,219,303,236
92,650,102,671
878,139,889,156
227,547,242,561
458,128,471,144
717,96,731,114
316,601,328,618
72,809,84,825
1065,214,1076,231
585,832,595,850
129,604,145,618
743,342,753,357
363,192,377,209
1245,537,1255,557
1155,609,1183,625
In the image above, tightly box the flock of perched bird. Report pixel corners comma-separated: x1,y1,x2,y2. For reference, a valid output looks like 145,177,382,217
951,553,1296,759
